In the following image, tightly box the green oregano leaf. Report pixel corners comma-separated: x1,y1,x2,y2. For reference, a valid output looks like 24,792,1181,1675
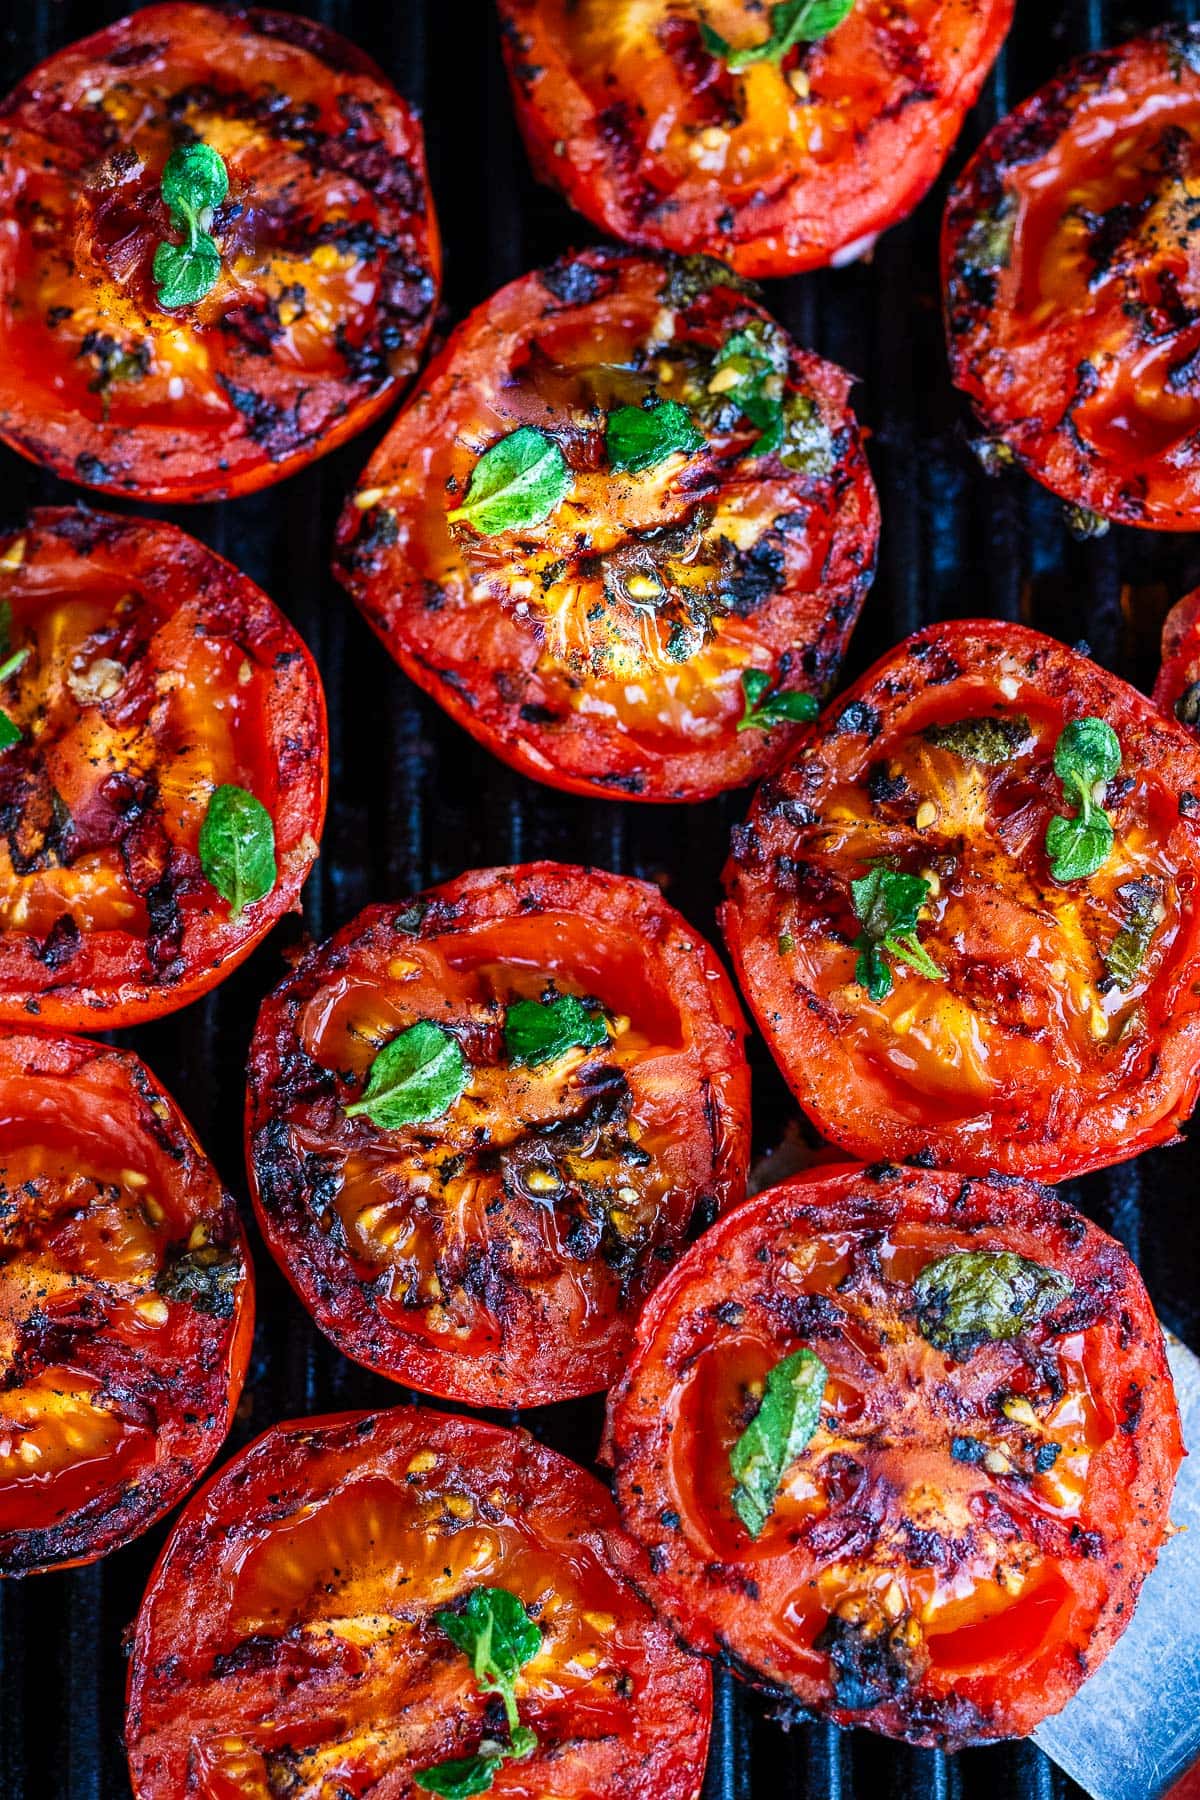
344,1021,467,1130
414,1751,505,1798
913,1251,1073,1360
197,783,276,919
1045,716,1121,883
606,399,705,474
923,714,1032,765
730,1348,828,1538
849,864,944,1002
447,427,572,536
504,992,609,1067
737,667,819,732
1104,878,1162,991
0,644,31,753
413,1589,541,1792
702,0,855,70
153,141,228,310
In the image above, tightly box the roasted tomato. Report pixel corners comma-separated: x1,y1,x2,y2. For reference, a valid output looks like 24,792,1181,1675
498,2,1014,278
1154,587,1200,737
126,1405,712,1798
944,26,1200,530
608,1163,1182,1748
246,863,750,1407
721,620,1200,1180
0,3,439,503
0,1030,253,1576
0,509,325,1029
334,248,878,803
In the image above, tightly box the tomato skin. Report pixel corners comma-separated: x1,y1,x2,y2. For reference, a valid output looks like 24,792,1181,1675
944,26,1200,530
246,862,751,1406
334,247,879,803
0,507,326,1030
0,4,440,503
721,619,1200,1181
126,1405,712,1800
498,1,1013,278
0,1030,253,1577
1154,588,1200,736
607,1164,1182,1749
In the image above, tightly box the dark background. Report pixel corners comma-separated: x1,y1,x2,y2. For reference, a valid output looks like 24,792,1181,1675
1,1,1198,1795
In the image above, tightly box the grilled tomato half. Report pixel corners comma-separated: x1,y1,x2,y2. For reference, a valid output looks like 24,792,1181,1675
608,1163,1182,1747
944,26,1200,530
497,1,1014,278
721,620,1200,1180
126,1406,712,1798
246,863,750,1407
0,1030,253,1576
0,3,439,502
0,508,325,1029
334,247,878,803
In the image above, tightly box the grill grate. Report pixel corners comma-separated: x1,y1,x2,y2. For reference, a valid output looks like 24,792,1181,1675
1,1,1198,1794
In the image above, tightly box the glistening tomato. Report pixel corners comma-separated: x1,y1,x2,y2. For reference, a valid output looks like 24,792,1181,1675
0,3,439,503
246,863,750,1406
0,509,326,1029
721,620,1200,1179
498,1,1014,278
126,1406,712,1799
607,1164,1182,1748
1154,587,1200,737
944,26,1200,530
0,1031,253,1576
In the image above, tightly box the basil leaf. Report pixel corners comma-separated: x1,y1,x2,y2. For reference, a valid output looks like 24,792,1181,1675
197,784,276,920
730,1348,827,1538
447,427,572,536
1045,717,1121,884
414,1752,504,1798
435,1587,541,1734
154,142,228,311
504,993,608,1067
923,714,1031,765
702,0,855,70
738,668,819,733
914,1251,1072,1360
344,1021,467,1130
606,399,705,474
850,865,944,1001
1104,878,1161,990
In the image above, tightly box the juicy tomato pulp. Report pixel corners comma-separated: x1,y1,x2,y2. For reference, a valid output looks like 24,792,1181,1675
0,510,325,1029
498,1,1014,277
0,3,439,502
722,621,1200,1179
0,1031,252,1574
335,248,878,802
126,1407,712,1800
607,1165,1182,1747
945,26,1200,528
247,864,750,1406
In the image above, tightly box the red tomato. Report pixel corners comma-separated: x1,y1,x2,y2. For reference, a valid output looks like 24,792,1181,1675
1154,588,1200,735
126,1405,713,1799
0,3,440,503
334,248,878,802
944,26,1200,529
0,1030,253,1576
246,863,750,1407
0,508,326,1029
721,620,1200,1180
607,1164,1182,1748
498,1,1014,278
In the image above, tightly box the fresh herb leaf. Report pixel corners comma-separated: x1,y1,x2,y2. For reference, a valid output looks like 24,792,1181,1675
913,1251,1073,1360
730,1348,827,1538
504,992,608,1067
153,141,228,310
344,1021,467,1129
414,1751,504,1798
0,644,30,752
198,784,276,920
708,321,833,471
738,667,819,732
435,1587,542,1735
606,399,705,474
447,427,572,536
923,714,1031,765
850,865,944,1002
702,0,855,70
1044,716,1121,883
1104,878,1162,991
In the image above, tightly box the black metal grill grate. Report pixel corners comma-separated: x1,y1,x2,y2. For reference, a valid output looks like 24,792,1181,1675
1,1,1197,1794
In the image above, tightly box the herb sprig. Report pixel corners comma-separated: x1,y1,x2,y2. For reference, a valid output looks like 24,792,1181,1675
702,0,855,70
505,992,609,1067
345,1020,467,1130
850,865,944,1002
737,668,818,733
447,427,572,536
415,1588,541,1797
606,399,704,474
730,1348,828,1538
153,142,229,310
198,784,276,919
1044,717,1121,883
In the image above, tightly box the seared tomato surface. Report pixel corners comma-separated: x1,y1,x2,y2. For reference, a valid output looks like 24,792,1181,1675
335,248,878,803
498,1,1014,277
126,1405,712,1799
0,3,439,502
1154,587,1200,736
608,1164,1182,1747
247,863,750,1406
0,1031,253,1576
0,509,325,1029
944,26,1200,529
721,620,1200,1179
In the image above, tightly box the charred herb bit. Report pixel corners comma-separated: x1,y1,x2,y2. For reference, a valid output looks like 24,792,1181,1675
447,427,572,536
504,992,609,1067
153,142,229,310
708,322,833,473
0,645,31,752
850,866,944,1003
606,398,705,474
701,0,855,71
1104,878,1162,991
1044,717,1121,884
659,254,758,306
730,1347,828,1538
738,668,819,733
198,784,276,919
154,1247,241,1318
415,1588,541,1796
345,1021,467,1130
923,714,1031,765
913,1251,1073,1360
